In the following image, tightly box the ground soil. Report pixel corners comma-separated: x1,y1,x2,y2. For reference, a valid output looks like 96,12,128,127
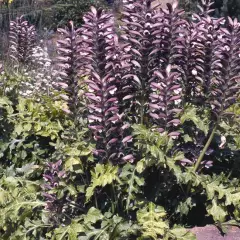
190,225,240,240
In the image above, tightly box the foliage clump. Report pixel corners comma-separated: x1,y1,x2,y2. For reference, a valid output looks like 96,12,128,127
0,0,240,239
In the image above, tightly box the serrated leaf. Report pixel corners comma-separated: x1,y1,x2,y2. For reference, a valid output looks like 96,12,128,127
168,226,196,240
85,164,120,202
121,164,144,212
15,124,23,135
84,207,103,225
54,221,85,240
64,157,82,172
137,202,168,239
23,123,31,132
181,105,209,135
207,199,227,222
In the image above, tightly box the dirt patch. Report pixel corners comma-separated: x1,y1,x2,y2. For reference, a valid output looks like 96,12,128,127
190,225,240,240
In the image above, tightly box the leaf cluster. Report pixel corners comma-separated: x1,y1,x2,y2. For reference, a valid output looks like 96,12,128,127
1,0,240,239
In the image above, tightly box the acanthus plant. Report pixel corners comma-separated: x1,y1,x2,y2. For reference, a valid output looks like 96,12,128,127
120,0,161,124
148,0,202,103
167,1,221,166
197,0,215,17
55,21,82,120
147,0,239,173
149,65,182,138
188,5,224,104
9,16,36,66
79,7,133,163
183,4,240,174
180,19,206,102
2,1,240,238
41,160,84,226
7,16,54,98
41,160,67,225
150,0,216,104
152,1,188,72
191,17,240,173
161,1,223,170
208,18,240,121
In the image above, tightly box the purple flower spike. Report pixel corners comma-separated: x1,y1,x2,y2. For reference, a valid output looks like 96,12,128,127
79,7,133,163
9,15,36,65
56,21,81,116
41,160,67,222
149,65,183,135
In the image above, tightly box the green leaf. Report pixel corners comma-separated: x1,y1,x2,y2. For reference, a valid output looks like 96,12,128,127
84,207,104,225
168,226,196,240
176,198,196,216
136,160,145,173
65,157,83,172
80,149,92,156
15,124,23,135
23,123,32,132
0,189,10,206
0,96,12,106
181,105,209,135
120,163,144,212
54,221,85,240
183,134,192,143
85,164,120,202
0,96,13,114
137,202,168,239
234,136,240,149
18,98,26,112
65,148,81,156
207,199,227,222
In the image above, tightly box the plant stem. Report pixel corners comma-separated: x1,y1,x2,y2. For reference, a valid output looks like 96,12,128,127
140,95,144,125
187,124,218,194
111,183,118,213
94,193,99,209
193,124,217,173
